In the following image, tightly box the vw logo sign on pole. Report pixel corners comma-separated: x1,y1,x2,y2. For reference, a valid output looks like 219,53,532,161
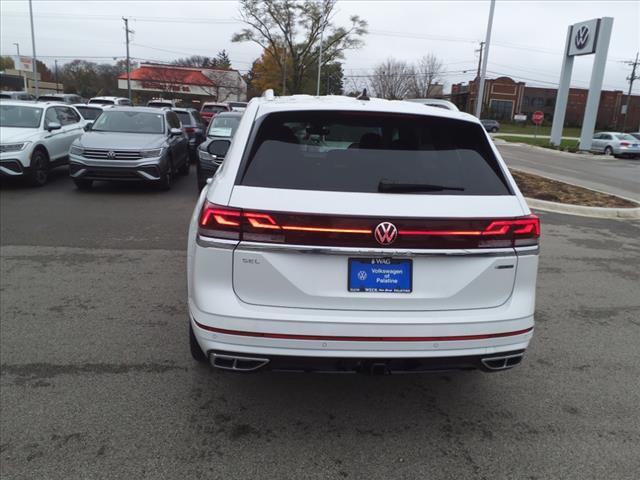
374,222,398,246
550,17,613,152
574,25,589,50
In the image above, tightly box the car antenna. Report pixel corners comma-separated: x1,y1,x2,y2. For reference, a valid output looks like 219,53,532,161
356,88,370,101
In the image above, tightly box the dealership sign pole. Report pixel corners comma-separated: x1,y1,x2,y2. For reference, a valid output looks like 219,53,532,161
550,17,613,150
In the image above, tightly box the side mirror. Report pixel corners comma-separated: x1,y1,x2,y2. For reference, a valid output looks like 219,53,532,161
46,122,62,131
84,122,93,132
170,127,183,136
208,139,231,158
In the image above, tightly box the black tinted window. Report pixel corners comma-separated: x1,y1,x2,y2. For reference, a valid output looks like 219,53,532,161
239,111,511,195
176,111,193,126
166,112,181,129
76,107,102,120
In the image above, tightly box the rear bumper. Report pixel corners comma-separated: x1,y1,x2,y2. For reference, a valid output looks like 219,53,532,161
205,347,527,373
189,304,534,360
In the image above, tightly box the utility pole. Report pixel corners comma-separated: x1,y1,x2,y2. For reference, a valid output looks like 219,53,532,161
316,25,324,96
622,52,639,132
54,59,59,92
123,17,132,101
476,41,485,80
474,0,495,118
28,0,39,98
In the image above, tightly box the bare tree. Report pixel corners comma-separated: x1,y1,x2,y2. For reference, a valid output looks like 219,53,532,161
409,54,444,98
369,59,414,100
232,0,367,93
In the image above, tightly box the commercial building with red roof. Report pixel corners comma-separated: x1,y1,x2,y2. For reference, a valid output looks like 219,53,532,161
117,63,247,106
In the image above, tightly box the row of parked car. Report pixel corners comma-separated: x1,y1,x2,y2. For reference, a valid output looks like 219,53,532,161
0,97,243,190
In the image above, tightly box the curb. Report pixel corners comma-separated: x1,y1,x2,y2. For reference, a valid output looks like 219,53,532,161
525,197,640,219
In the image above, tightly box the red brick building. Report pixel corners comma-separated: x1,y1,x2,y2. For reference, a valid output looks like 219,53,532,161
450,76,640,131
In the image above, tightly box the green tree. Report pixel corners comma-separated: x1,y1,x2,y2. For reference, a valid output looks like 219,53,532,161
0,56,15,70
233,0,366,94
215,50,232,69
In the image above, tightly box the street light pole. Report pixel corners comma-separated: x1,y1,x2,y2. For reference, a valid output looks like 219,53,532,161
54,59,59,92
123,17,132,101
28,0,39,98
474,0,495,118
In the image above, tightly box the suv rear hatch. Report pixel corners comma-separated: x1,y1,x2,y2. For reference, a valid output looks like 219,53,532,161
200,110,536,311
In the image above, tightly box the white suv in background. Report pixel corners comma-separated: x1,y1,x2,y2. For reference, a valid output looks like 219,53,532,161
0,101,85,186
187,93,540,374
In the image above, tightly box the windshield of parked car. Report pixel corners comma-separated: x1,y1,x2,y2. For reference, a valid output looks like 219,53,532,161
75,106,103,120
37,96,64,102
228,102,247,110
239,111,511,195
208,115,240,137
202,105,227,113
89,99,115,105
176,111,194,126
0,104,43,128
91,111,164,134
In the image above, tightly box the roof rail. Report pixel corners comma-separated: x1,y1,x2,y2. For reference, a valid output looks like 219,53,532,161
262,89,275,101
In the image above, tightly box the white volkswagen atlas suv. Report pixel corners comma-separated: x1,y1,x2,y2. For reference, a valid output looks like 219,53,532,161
187,91,540,374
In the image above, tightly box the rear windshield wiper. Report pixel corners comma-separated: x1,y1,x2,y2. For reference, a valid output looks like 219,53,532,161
378,181,465,193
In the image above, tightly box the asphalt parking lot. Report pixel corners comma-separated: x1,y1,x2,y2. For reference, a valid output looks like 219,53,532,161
1,169,639,480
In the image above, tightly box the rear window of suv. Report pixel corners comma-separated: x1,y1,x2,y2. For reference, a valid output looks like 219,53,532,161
238,111,512,195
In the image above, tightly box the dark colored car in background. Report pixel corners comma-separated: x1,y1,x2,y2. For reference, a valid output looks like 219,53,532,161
68,107,190,190
173,107,207,162
480,119,500,133
195,111,242,190
199,102,230,124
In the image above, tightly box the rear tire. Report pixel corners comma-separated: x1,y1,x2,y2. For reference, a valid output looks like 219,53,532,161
604,146,613,156
491,127,498,133
189,323,207,363
27,149,49,187
73,179,93,190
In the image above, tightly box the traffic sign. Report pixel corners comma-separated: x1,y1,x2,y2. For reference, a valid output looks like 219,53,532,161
532,111,544,125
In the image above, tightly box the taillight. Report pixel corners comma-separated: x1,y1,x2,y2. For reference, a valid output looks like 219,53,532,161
197,202,540,248
620,142,629,147
184,127,196,134
199,203,242,240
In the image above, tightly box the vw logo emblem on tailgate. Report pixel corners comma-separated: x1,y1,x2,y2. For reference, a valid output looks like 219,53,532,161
374,222,398,246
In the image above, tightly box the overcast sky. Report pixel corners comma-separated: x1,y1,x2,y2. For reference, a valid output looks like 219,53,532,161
1,0,638,93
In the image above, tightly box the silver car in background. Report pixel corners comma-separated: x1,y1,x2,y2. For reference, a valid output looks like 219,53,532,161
590,132,640,158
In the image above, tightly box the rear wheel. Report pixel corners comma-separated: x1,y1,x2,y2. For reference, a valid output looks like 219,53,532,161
73,179,93,190
27,149,49,187
189,323,207,363
604,146,613,156
491,127,498,133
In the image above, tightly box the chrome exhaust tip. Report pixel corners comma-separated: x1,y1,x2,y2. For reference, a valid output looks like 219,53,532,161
481,353,524,371
209,352,270,372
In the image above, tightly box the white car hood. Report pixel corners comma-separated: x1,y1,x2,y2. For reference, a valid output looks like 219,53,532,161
0,127,42,144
